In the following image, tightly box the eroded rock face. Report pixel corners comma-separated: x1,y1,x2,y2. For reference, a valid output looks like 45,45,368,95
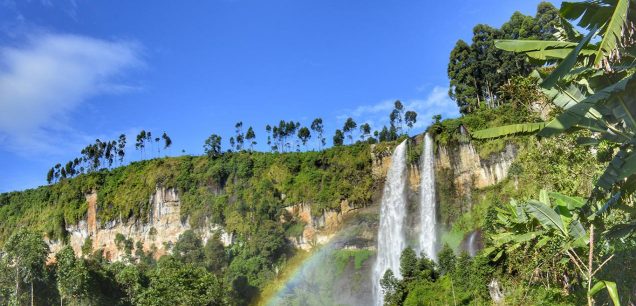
47,187,231,262
436,142,517,201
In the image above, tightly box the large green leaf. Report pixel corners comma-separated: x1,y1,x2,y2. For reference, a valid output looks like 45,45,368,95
605,220,636,239
526,200,568,237
538,74,634,137
568,220,589,247
472,122,547,139
541,26,599,88
589,280,621,306
549,192,585,209
561,1,611,29
594,0,630,66
495,40,596,61
596,146,636,190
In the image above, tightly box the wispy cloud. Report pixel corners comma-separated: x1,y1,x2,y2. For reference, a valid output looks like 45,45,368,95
0,33,143,155
337,86,459,134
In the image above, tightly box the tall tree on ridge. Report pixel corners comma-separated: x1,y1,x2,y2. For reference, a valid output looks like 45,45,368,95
360,123,371,141
155,137,160,157
145,131,153,159
310,118,325,150
404,111,417,135
390,101,404,135
297,127,311,150
265,125,273,152
118,134,126,165
235,122,244,151
46,168,54,184
343,117,357,144
333,129,344,147
136,130,146,160
204,134,222,158
245,127,256,151
162,132,172,156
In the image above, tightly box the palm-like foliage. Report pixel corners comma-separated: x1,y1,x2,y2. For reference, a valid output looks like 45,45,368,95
473,0,636,197
486,191,620,305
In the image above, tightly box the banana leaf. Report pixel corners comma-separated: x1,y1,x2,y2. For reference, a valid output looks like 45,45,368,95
589,280,621,306
594,0,630,66
604,220,636,239
549,191,585,209
526,200,567,236
541,26,598,88
538,74,635,138
472,122,546,139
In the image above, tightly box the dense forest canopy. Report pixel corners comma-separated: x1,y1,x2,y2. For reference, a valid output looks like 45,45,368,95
448,2,561,114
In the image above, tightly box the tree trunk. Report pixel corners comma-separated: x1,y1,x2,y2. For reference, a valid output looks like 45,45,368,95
31,282,34,306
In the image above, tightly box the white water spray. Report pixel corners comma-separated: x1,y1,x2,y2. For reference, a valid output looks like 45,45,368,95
419,133,437,261
373,140,408,306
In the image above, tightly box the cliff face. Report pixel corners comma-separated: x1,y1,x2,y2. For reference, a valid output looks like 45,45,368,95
435,141,517,224
436,143,516,192
47,187,232,262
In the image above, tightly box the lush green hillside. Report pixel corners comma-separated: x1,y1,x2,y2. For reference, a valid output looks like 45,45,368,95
0,142,385,244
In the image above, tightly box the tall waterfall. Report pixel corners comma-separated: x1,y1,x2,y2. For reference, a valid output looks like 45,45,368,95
373,140,408,306
419,133,437,261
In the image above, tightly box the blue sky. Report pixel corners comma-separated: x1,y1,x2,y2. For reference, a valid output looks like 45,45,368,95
0,0,558,192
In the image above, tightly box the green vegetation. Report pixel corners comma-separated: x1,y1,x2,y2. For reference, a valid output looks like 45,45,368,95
448,2,561,114
391,0,636,305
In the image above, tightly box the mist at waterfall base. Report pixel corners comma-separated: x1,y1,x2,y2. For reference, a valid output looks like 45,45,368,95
265,208,377,306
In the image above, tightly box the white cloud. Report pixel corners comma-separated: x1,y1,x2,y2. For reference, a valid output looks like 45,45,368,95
338,86,459,134
0,33,142,155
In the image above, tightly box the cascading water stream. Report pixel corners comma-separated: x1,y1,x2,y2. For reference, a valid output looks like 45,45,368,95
419,133,437,261
373,140,408,306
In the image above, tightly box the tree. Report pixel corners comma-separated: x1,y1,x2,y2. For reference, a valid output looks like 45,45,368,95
204,234,227,274
342,117,357,144
310,118,325,150
404,111,417,134
400,247,418,281
359,123,371,141
437,244,456,275
245,127,256,151
204,134,222,158
4,229,49,306
47,168,54,184
173,230,205,266
234,122,244,151
229,137,235,152
145,131,153,159
161,132,172,156
118,134,126,165
136,257,225,306
154,137,161,157
265,125,274,152
56,246,89,306
380,269,403,306
136,130,146,160
297,127,311,149
333,129,344,147
447,3,561,114
378,126,390,142
390,101,404,135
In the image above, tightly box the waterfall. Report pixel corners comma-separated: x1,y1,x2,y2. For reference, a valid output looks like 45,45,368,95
419,133,437,261
373,140,408,306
